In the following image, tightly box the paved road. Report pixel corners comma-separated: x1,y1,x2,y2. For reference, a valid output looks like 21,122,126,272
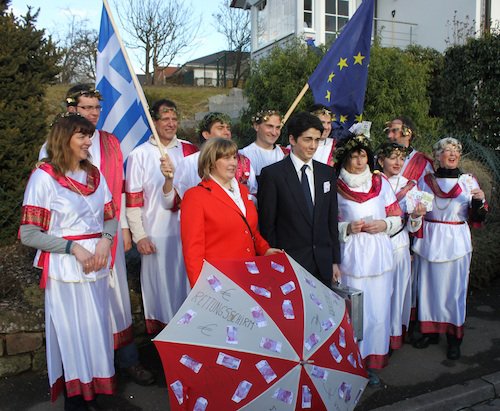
2,280,499,410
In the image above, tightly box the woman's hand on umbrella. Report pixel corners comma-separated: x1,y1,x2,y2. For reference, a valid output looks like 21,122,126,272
332,264,341,282
362,219,387,234
265,247,283,256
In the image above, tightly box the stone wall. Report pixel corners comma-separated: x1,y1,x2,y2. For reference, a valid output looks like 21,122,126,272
0,304,45,377
0,288,147,378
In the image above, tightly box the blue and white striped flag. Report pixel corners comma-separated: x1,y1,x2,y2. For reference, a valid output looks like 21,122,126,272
96,2,151,160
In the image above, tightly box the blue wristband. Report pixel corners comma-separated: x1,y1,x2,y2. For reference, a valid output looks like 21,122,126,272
65,240,73,254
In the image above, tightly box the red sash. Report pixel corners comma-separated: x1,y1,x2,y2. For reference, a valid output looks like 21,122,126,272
99,131,123,267
236,153,251,185
181,141,199,157
424,174,462,198
337,173,383,203
39,163,100,195
327,140,337,167
37,233,102,289
396,180,416,202
402,151,433,181
279,145,290,156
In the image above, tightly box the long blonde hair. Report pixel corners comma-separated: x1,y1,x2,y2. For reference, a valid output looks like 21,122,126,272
45,113,95,175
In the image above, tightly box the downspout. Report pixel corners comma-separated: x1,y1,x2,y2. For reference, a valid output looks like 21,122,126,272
484,0,491,34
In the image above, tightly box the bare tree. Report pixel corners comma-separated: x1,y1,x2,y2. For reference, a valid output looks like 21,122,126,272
212,0,251,87
56,12,98,83
116,0,199,85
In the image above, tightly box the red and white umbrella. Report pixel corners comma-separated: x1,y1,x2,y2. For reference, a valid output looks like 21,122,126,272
154,253,367,410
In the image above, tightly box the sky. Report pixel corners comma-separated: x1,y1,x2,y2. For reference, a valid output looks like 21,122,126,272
9,0,228,73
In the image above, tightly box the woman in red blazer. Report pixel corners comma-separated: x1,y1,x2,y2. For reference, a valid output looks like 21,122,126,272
180,138,280,286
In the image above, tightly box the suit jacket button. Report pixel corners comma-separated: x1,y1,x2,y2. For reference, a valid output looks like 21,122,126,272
245,230,249,234
246,248,251,252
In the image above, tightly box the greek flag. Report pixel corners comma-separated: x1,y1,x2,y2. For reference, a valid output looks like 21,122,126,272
95,3,151,160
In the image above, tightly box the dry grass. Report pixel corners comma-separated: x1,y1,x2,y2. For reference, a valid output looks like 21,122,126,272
44,83,227,120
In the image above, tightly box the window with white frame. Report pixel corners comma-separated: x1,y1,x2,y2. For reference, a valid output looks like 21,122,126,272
325,0,349,45
304,0,313,29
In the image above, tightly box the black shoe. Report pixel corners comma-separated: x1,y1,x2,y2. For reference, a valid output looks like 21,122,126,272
412,334,439,349
447,344,461,360
64,395,86,411
85,400,101,411
367,369,381,387
123,364,155,386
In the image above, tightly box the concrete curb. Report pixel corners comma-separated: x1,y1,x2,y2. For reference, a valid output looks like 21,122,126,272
371,371,500,411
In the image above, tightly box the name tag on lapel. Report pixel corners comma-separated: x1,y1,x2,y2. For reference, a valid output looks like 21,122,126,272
323,181,331,193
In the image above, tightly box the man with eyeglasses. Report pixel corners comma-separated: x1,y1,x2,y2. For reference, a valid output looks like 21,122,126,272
385,116,434,185
39,84,155,386
173,112,258,202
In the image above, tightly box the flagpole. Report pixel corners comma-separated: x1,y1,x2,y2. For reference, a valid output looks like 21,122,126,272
102,0,173,176
282,83,310,125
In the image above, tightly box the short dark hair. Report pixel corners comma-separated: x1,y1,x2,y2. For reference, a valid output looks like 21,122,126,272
392,115,416,141
197,112,231,144
151,99,177,120
65,84,102,107
287,112,324,140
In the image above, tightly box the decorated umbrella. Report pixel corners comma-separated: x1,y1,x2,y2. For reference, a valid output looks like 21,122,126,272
153,253,367,410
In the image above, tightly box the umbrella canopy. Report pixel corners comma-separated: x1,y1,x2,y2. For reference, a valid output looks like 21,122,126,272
154,253,367,410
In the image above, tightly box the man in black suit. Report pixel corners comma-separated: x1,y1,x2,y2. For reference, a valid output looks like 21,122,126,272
258,112,341,285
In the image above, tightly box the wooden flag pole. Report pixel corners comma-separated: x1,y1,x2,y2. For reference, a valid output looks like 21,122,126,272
102,0,173,177
282,83,310,125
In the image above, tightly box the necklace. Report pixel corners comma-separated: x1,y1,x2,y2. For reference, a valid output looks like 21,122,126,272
434,196,453,210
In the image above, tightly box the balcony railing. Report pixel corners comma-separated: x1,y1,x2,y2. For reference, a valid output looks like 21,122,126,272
374,18,418,48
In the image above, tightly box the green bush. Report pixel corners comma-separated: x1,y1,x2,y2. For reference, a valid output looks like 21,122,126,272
0,4,60,245
436,33,500,148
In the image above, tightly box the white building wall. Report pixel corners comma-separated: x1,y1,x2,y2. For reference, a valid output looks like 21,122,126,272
248,0,499,57
376,0,479,52
491,0,500,28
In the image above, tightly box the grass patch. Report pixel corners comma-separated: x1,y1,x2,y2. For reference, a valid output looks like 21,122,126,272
44,84,227,120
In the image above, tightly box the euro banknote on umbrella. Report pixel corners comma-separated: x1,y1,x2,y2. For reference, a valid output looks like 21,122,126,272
154,252,367,410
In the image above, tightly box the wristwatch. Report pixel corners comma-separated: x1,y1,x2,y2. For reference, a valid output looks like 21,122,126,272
102,232,114,242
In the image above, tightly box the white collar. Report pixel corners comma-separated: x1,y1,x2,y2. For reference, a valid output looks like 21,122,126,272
149,135,179,150
290,151,313,174
340,165,371,188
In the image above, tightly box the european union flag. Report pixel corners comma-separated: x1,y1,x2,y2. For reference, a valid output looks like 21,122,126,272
308,0,374,129
96,3,151,160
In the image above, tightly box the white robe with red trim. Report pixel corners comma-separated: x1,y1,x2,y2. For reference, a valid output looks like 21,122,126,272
125,138,194,333
22,167,115,400
239,142,287,176
388,175,418,348
337,171,399,368
40,131,133,349
412,173,480,337
313,137,335,166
